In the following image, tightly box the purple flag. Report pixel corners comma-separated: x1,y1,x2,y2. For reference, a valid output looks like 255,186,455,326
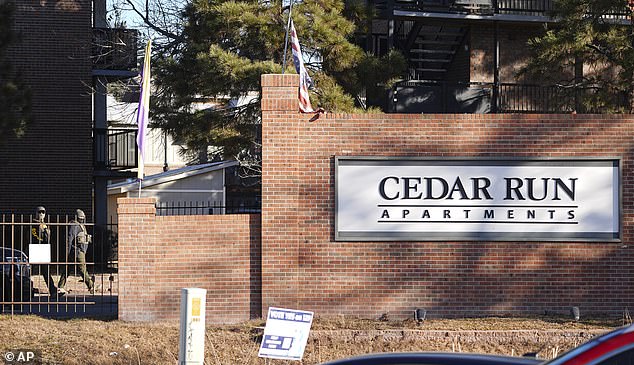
136,39,152,180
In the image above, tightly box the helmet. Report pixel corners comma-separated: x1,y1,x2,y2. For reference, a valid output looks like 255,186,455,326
76,209,86,221
36,206,46,214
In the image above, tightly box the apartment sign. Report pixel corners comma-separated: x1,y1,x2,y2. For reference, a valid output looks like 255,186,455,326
335,157,620,241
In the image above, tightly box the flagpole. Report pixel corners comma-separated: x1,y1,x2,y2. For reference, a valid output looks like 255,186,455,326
281,0,294,73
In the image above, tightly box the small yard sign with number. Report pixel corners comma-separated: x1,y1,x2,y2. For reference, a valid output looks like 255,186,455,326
258,307,314,360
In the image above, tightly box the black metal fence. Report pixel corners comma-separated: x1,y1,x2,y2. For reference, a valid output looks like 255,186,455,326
155,201,261,216
0,214,118,318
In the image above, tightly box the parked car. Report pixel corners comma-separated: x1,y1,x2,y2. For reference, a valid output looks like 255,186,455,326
542,323,634,365
320,324,634,365
319,352,543,365
1,247,32,302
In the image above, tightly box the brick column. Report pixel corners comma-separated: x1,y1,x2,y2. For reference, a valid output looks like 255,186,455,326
261,74,302,312
261,74,300,112
117,197,156,321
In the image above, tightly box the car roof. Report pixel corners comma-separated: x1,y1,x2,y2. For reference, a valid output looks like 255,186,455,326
319,352,543,365
0,247,26,256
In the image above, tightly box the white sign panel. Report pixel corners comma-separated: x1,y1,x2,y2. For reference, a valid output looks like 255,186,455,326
258,307,314,361
28,244,51,263
335,158,620,241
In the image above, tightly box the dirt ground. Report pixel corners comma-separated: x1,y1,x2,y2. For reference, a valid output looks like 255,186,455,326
0,315,625,365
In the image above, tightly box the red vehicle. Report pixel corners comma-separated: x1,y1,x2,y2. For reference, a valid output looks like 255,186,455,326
320,324,634,365
319,352,542,365
544,324,634,365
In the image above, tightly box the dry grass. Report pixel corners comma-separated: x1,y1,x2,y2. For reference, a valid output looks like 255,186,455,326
0,315,624,365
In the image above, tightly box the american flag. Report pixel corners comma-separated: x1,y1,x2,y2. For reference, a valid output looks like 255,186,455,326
289,19,315,113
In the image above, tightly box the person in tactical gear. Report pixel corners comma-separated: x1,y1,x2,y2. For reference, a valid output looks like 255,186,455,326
31,206,57,297
58,209,94,294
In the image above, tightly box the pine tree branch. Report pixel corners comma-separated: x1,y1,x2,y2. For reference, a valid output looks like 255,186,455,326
586,42,620,65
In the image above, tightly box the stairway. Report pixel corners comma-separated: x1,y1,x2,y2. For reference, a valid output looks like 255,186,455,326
401,23,467,81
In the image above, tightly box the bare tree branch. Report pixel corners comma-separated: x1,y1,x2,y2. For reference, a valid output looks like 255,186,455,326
118,0,183,43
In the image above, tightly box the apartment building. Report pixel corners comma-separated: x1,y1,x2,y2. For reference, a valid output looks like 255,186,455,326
0,0,137,222
362,0,627,113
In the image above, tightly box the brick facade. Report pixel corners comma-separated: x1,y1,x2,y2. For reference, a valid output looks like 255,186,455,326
117,198,261,323
0,0,93,216
118,74,634,323
261,73,634,319
470,24,550,83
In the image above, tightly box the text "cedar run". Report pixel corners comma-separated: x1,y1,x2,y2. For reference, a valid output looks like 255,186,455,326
378,176,577,201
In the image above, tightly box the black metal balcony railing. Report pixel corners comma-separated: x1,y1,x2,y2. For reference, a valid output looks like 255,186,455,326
391,81,629,113
92,28,138,71
498,83,575,113
375,0,550,15
374,0,630,18
497,0,549,14
94,128,137,171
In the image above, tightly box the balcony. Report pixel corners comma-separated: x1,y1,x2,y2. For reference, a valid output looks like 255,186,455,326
92,28,138,79
94,128,137,172
384,0,551,15
390,81,629,113
372,0,629,19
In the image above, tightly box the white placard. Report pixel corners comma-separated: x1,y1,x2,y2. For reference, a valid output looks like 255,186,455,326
336,158,620,241
258,307,314,361
28,244,51,263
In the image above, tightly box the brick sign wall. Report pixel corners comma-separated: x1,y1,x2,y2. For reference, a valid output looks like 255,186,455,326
261,74,634,319
118,75,634,323
118,198,261,322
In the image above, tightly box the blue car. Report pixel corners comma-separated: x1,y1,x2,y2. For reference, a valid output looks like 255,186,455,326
1,247,32,302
